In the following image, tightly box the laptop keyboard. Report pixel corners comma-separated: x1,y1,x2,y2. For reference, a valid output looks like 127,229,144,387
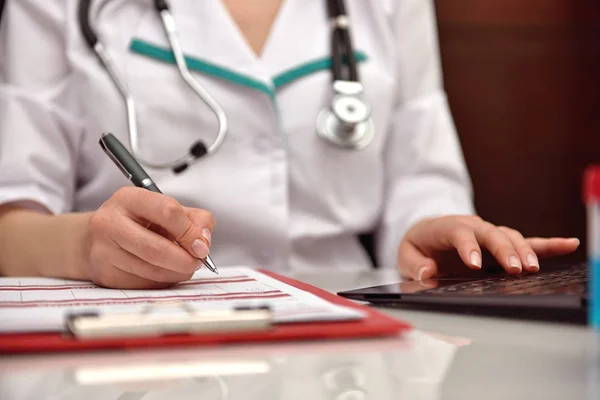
425,264,588,296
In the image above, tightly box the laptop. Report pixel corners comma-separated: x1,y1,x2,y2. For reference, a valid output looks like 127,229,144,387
338,261,589,324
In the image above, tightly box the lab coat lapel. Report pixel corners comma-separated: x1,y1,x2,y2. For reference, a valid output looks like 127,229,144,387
195,0,330,80
129,0,272,87
128,0,334,93
259,0,331,76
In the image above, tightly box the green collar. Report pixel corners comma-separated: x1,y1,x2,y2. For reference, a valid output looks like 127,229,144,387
129,39,368,99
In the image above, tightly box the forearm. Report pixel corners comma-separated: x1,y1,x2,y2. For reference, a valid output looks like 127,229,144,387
0,206,92,280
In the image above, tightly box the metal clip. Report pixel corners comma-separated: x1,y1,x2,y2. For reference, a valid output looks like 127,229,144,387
66,303,273,339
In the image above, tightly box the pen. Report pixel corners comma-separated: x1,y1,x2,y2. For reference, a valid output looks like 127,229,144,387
99,132,219,274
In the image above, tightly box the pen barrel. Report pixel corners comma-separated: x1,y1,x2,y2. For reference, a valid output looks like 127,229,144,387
113,153,150,188
100,133,155,190
143,182,162,194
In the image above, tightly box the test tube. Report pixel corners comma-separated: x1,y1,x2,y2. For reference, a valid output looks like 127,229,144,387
584,166,600,329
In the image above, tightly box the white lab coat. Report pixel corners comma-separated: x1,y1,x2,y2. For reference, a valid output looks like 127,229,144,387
0,0,473,273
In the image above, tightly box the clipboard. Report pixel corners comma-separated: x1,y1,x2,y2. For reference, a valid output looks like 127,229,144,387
0,270,411,353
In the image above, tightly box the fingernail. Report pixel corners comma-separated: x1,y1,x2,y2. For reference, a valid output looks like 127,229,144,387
418,266,429,281
202,228,212,246
527,253,539,272
569,238,581,246
195,261,204,271
470,251,482,269
509,255,522,272
192,239,209,259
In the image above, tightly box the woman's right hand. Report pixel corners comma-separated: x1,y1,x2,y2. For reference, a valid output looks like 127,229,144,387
84,187,215,289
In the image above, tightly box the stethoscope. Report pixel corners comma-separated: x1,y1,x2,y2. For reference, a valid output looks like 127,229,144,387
79,0,374,174
317,0,374,152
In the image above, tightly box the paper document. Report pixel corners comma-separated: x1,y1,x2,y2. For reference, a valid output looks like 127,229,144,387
0,267,364,333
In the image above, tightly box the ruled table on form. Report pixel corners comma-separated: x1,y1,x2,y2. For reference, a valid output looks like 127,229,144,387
0,267,364,332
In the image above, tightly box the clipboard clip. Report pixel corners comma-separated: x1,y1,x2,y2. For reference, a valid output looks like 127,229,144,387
66,303,273,339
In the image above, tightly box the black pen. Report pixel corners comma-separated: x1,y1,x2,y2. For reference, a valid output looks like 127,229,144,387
99,132,219,274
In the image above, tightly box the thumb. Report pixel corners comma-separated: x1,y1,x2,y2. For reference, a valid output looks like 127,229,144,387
397,240,438,281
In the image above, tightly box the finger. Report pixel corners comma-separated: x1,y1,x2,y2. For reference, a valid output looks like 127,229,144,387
405,218,483,270
94,267,175,289
446,223,483,270
185,207,216,230
397,240,438,280
418,280,439,290
149,224,175,241
89,242,182,290
111,244,194,284
527,237,581,257
113,188,212,259
498,226,539,273
107,214,204,274
184,207,215,246
473,222,522,274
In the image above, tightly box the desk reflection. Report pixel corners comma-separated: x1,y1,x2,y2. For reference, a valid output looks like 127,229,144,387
0,331,466,400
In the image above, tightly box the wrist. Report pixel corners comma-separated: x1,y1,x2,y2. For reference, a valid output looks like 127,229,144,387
36,212,94,281
67,212,94,281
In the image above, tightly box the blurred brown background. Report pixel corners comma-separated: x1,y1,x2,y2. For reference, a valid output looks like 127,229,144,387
435,0,600,261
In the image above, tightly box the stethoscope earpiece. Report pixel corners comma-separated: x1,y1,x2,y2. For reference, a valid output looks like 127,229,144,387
172,140,209,174
190,141,208,158
172,163,188,174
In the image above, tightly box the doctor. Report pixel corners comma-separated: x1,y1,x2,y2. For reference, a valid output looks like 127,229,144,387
0,0,578,289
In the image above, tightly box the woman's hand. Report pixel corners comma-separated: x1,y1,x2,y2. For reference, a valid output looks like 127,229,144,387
83,187,215,289
397,215,580,280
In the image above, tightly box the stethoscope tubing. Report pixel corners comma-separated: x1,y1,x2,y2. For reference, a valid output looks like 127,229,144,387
78,0,374,172
79,0,228,173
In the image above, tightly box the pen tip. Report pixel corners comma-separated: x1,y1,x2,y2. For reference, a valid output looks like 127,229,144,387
204,256,219,275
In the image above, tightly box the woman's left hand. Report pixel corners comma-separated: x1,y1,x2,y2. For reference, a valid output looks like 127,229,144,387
397,215,580,280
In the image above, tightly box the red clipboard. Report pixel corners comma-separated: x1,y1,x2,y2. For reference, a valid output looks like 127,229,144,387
0,270,412,353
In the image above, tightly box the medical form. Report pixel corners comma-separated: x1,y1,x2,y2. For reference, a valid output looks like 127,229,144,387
0,267,365,333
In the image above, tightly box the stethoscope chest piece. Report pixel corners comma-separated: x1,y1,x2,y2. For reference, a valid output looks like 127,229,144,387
317,80,374,150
